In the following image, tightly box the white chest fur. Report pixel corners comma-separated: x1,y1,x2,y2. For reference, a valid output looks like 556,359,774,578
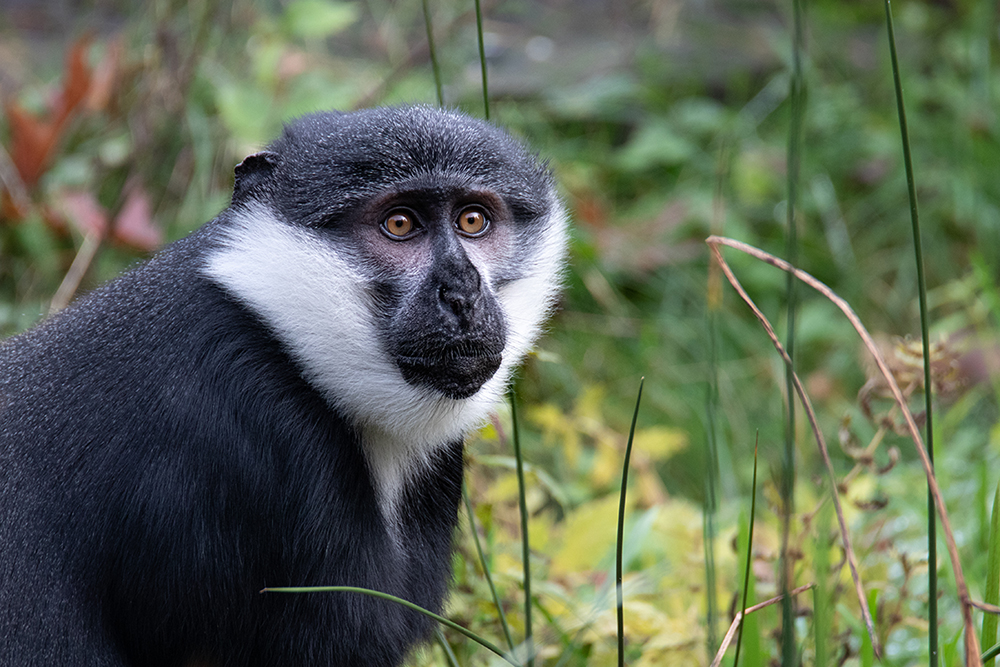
202,204,568,519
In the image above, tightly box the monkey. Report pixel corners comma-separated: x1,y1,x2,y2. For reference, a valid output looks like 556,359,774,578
0,105,568,666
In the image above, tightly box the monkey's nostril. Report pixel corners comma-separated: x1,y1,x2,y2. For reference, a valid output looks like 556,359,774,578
439,285,470,317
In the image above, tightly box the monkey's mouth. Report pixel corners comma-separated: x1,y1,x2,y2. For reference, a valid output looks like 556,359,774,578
395,349,503,400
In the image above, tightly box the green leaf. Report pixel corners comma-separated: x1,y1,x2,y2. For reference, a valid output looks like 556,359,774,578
282,0,358,40
615,119,695,172
214,81,276,146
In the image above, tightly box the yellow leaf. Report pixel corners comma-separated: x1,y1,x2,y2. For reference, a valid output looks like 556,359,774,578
551,494,625,575
527,403,566,434
527,403,582,466
484,472,521,505
590,441,623,488
574,385,607,422
637,604,706,667
632,425,688,461
475,421,498,441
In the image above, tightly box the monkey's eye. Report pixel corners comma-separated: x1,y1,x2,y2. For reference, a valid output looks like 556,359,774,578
456,207,489,237
382,212,417,239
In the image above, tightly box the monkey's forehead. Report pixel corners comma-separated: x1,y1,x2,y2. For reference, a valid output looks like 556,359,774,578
260,105,555,224
274,107,548,184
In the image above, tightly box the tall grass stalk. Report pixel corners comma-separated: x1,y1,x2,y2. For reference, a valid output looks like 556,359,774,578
436,626,461,667
813,501,833,667
732,433,759,667
704,140,727,656
881,2,937,661
463,489,516,651
860,589,879,667
473,0,490,120
616,378,644,667
510,389,533,667
781,0,805,662
420,0,444,106
704,317,720,653
983,483,1000,667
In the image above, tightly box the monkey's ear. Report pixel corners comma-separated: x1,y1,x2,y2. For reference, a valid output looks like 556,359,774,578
233,151,280,203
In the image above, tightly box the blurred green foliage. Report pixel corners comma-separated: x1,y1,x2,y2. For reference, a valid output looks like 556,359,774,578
3,0,1000,664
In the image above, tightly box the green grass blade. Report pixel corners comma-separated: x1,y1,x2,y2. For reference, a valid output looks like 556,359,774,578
510,388,533,666
463,488,516,651
263,585,519,666
473,0,490,119
985,642,1000,664
705,271,722,654
813,500,833,667
616,377,644,667
860,589,878,667
703,493,718,653
436,626,461,667
982,483,1000,667
421,0,444,106
781,0,805,663
733,433,760,667
881,2,937,661
704,312,720,652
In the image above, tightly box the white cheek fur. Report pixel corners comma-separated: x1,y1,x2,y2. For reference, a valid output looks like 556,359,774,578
202,202,567,519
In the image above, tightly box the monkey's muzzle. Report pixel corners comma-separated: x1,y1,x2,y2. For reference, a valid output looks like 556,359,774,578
395,345,503,400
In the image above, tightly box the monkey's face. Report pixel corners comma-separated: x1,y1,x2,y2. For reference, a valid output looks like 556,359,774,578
208,106,567,448
362,181,509,399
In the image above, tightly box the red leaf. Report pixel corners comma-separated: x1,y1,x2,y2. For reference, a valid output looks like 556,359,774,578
113,186,162,251
6,102,60,188
4,35,95,189
54,189,109,237
573,193,608,228
58,34,93,121
85,36,121,113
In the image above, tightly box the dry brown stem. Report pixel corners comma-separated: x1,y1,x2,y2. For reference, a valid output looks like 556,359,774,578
707,234,981,666
49,232,103,314
709,583,815,667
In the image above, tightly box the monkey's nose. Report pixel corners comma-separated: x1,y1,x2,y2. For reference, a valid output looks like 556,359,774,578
434,257,483,327
439,284,472,318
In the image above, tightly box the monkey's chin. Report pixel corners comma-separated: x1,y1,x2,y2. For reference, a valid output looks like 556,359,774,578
395,352,502,400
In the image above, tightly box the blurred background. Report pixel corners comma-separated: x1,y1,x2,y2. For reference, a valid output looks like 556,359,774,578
2,1,1000,665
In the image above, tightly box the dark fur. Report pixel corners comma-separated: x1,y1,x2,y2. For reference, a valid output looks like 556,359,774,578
0,230,463,665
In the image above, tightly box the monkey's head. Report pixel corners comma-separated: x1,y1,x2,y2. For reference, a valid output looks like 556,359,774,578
206,106,567,451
